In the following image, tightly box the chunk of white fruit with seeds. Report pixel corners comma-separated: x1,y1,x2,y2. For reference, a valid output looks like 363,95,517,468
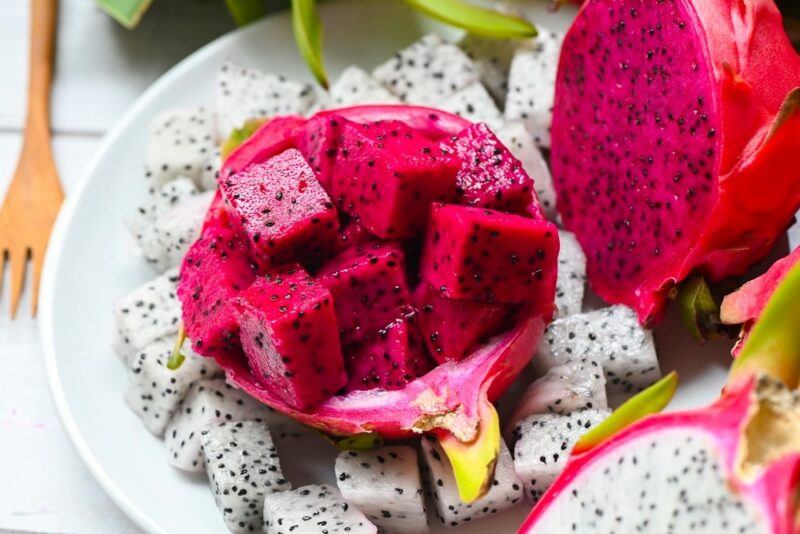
508,358,607,434
215,61,316,140
512,409,610,503
438,82,505,132
200,421,290,533
372,34,479,106
421,436,523,527
504,30,564,148
495,121,557,219
555,231,587,317
126,177,200,236
335,446,427,533
112,268,181,364
327,66,400,107
164,378,273,472
263,484,377,534
534,306,661,405
145,106,220,192
124,337,221,436
458,33,517,104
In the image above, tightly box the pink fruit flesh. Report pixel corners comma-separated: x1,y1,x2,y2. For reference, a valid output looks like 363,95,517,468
416,282,510,364
221,148,339,266
318,242,411,344
235,264,346,410
450,122,534,214
520,376,800,534
345,308,432,392
420,203,559,304
552,0,800,324
327,118,459,239
178,193,257,357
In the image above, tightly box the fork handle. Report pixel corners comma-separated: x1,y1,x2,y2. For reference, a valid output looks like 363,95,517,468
26,0,57,136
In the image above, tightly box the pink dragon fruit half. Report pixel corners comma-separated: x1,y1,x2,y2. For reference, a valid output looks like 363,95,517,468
551,0,800,325
181,105,559,502
721,246,800,355
520,262,800,534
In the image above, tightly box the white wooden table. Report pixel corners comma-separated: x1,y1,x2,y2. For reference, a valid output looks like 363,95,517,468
1,1,799,533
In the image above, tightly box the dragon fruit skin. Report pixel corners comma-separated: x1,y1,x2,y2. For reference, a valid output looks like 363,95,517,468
220,148,339,266
420,203,559,304
235,264,346,411
415,282,510,364
721,246,800,355
177,193,257,357
552,0,800,324
520,375,800,533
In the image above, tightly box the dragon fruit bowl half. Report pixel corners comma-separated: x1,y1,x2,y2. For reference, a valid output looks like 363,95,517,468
177,105,559,446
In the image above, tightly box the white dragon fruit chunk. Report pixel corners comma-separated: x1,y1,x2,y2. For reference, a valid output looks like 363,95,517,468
215,61,316,140
334,446,427,533
512,408,610,503
495,121,557,220
200,421,290,533
164,378,273,472
555,231,587,317
534,305,661,405
458,33,517,104
131,190,215,273
124,337,221,436
126,177,200,236
145,106,220,192
372,34,480,106
438,82,505,132
263,484,377,534
327,66,400,108
112,268,181,364
508,359,607,434
421,436,523,527
504,30,564,148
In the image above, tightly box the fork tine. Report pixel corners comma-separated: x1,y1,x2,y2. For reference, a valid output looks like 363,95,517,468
30,247,45,317
9,246,29,318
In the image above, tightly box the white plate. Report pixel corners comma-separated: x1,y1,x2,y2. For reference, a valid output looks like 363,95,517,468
40,1,740,533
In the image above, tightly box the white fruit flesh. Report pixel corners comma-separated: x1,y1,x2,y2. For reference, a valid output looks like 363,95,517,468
327,66,400,108
263,484,377,534
458,33,516,104
555,231,587,317
438,82,505,132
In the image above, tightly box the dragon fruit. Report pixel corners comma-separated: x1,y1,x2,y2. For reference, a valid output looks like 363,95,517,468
220,148,339,266
415,282,509,364
318,242,412,344
263,484,377,534
449,122,534,214
126,177,199,236
335,446,427,533
164,378,272,472
438,82,505,132
200,421,290,533
521,263,800,533
507,359,607,434
504,30,563,148
124,337,221,436
372,34,480,106
214,61,315,140
494,121,557,220
236,264,346,410
344,308,432,392
145,106,219,192
181,105,558,503
327,66,400,108
420,203,558,304
325,117,459,239
554,231,586,317
421,436,523,526
112,268,181,363
534,306,661,405
552,0,800,325
458,34,516,104
512,408,610,503
721,246,800,355
178,194,257,357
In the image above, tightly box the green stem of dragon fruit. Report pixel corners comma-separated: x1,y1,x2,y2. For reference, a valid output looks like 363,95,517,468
676,276,723,345
167,326,187,371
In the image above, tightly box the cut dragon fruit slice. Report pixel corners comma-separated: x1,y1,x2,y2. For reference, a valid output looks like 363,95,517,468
263,484,377,534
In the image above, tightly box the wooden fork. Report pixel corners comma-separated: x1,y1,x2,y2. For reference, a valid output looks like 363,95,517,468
0,0,63,317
